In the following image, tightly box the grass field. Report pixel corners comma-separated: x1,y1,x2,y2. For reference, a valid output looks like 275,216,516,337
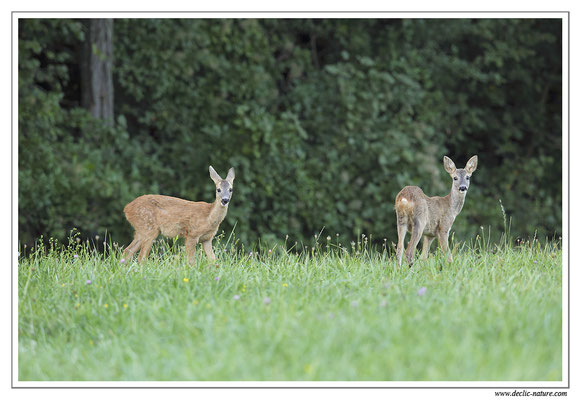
17,233,562,381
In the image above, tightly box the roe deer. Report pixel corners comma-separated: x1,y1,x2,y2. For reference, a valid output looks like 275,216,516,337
394,155,478,267
122,166,235,263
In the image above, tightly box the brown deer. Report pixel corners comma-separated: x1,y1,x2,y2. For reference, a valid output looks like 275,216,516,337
394,155,478,267
122,166,235,263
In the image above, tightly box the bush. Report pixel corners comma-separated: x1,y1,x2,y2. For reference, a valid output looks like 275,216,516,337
18,18,562,247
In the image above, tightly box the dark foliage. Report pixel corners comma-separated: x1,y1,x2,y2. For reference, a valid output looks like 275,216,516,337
18,18,562,247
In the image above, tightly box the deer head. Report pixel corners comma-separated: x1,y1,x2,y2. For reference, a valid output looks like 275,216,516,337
443,155,478,194
209,166,235,206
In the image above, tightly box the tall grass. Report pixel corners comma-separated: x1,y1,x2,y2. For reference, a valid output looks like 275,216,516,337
18,229,562,381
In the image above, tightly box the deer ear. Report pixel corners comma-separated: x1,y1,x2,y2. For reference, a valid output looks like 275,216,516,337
209,166,222,184
465,155,478,174
226,167,235,184
443,156,456,174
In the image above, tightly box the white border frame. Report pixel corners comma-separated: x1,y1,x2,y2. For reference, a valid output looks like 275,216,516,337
11,10,569,390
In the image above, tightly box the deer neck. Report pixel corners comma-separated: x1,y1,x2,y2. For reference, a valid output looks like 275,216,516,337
447,184,466,219
208,198,228,227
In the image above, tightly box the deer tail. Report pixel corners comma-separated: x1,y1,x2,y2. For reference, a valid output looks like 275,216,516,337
394,196,415,216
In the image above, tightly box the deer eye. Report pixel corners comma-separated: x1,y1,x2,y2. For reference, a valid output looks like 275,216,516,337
217,188,221,193
229,188,232,193
466,176,470,180
453,177,458,181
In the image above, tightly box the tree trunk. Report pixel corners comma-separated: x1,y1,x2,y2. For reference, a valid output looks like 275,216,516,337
81,19,114,126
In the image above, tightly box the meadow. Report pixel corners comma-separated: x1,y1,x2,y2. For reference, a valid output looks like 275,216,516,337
18,233,562,381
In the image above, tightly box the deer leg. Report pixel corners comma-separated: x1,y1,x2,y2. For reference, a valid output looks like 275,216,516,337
405,220,425,266
202,240,216,260
123,235,142,260
437,229,453,263
185,236,199,264
421,236,435,260
123,230,146,260
136,230,158,263
395,213,408,267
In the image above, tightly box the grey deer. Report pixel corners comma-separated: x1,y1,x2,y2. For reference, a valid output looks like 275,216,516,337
394,155,478,267
123,166,235,263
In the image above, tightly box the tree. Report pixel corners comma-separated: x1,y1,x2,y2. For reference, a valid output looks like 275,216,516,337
81,19,114,125
18,18,562,247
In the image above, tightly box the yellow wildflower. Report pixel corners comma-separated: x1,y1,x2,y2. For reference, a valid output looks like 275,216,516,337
282,283,288,287
123,304,128,309
104,304,108,308
183,278,189,283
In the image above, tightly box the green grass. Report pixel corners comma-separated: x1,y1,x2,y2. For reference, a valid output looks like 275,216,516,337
18,235,562,381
